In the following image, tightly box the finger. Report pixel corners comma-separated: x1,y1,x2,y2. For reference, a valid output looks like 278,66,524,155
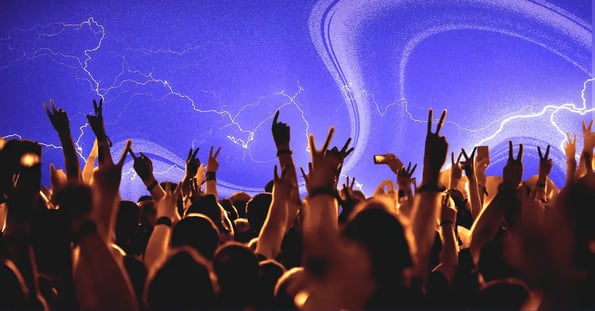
427,109,433,134
127,148,138,160
544,145,550,159
470,146,477,159
308,134,317,154
517,143,524,161
299,167,307,180
93,99,98,114
51,99,57,113
435,109,447,135
191,147,200,160
139,152,148,160
461,148,469,160
411,163,418,175
340,138,352,154
321,126,335,153
456,152,463,164
98,98,103,115
44,102,51,118
274,165,279,181
213,146,221,158
407,162,412,172
187,148,193,161
589,120,594,131
508,141,513,161
273,110,280,125
344,147,355,157
538,146,543,159
566,132,571,143
451,152,455,165
116,139,132,167
573,134,577,144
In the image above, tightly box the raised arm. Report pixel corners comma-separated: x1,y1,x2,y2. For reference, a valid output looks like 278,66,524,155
129,149,165,201
411,109,448,282
81,139,98,184
565,133,577,186
205,146,221,199
469,141,523,263
461,147,482,219
144,183,182,271
45,99,80,181
86,98,131,242
535,145,553,202
272,110,301,228
576,120,594,178
256,164,294,259
433,193,459,282
397,162,417,219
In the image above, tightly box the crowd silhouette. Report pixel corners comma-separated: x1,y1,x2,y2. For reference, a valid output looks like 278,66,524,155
0,98,594,310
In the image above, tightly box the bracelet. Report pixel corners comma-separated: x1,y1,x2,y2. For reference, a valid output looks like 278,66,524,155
307,187,337,198
276,149,293,156
147,180,159,192
206,171,216,181
155,217,172,227
416,183,446,193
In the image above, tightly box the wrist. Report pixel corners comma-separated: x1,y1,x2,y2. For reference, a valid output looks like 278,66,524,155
206,171,216,181
307,187,337,199
276,149,293,156
417,183,446,194
155,216,173,227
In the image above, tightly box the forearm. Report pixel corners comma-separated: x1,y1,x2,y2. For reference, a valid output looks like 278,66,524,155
468,178,482,220
59,131,81,181
256,199,288,259
143,175,165,202
75,230,139,311
411,190,443,279
205,179,218,199
468,188,515,262
302,194,339,259
144,225,172,271
566,158,576,186
81,156,96,184
435,223,459,282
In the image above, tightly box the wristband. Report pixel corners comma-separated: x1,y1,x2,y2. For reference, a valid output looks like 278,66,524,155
276,149,293,156
155,217,172,227
147,180,158,192
416,183,446,193
206,171,216,181
307,187,337,198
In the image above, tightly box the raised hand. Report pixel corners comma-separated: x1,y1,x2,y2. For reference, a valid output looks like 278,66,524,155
461,147,477,181
86,98,107,140
397,162,417,188
537,145,553,179
207,146,221,172
423,109,448,186
44,99,70,135
272,110,291,150
305,127,354,192
502,141,523,190
185,147,200,178
582,120,595,152
339,176,357,202
128,149,154,181
565,132,577,162
450,152,463,190
273,164,295,201
440,193,457,226
156,182,183,224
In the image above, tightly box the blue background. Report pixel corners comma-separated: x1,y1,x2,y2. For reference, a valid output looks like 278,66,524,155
0,0,592,200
